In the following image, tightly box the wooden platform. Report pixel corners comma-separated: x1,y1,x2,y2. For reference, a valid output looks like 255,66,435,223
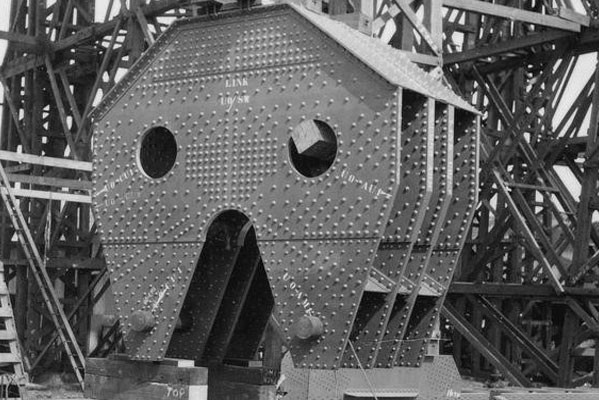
85,357,208,400
85,356,278,400
207,364,277,400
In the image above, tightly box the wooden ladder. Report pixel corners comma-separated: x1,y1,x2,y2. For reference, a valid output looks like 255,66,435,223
0,262,28,400
0,162,85,390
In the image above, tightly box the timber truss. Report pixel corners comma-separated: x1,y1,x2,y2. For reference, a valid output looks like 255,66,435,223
0,0,598,388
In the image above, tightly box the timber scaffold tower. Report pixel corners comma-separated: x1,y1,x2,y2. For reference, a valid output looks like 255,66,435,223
1,0,599,390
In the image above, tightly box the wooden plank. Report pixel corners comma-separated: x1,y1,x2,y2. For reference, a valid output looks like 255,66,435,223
44,56,77,156
86,375,205,400
570,54,599,284
445,30,573,64
449,282,599,298
135,6,156,45
0,30,51,53
558,7,590,26
7,173,92,190
1,55,45,78
423,0,443,51
1,0,182,77
474,295,559,383
85,359,209,400
442,303,532,387
0,159,86,389
45,257,104,269
394,0,442,56
558,310,577,385
206,378,275,400
0,331,17,340
506,182,559,192
443,0,582,32
74,16,124,145
0,74,31,153
1,257,104,269
85,358,208,385
491,169,564,293
58,69,82,127
5,165,30,173
0,308,16,318
0,150,92,171
30,270,108,372
0,353,20,363
0,188,91,203
565,297,599,333
209,365,279,386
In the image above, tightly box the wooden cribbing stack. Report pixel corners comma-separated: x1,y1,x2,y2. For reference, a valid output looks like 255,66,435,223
85,355,208,400
0,262,28,400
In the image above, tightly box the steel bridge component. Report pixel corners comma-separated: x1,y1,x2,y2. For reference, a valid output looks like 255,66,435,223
281,351,462,400
398,110,479,366
91,3,479,369
341,89,435,369
389,101,455,368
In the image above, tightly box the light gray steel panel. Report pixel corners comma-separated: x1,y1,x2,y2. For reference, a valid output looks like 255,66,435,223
261,238,377,369
398,110,479,366
106,242,203,360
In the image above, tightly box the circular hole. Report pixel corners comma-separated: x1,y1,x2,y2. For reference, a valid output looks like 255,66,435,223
289,119,337,178
138,126,177,179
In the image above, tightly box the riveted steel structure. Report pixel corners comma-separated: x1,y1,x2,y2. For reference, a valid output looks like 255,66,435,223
1,0,599,394
91,4,479,373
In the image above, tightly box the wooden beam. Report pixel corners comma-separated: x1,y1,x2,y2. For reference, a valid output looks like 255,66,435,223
450,282,599,298
474,295,559,383
565,297,599,333
58,69,82,128
0,188,91,203
135,6,155,45
558,310,577,385
0,73,31,153
443,0,582,32
7,173,92,191
571,249,599,285
444,30,572,64
0,30,53,53
53,0,185,53
570,54,599,284
74,16,124,144
44,55,78,157
394,0,442,56
2,257,103,269
557,7,590,26
490,169,565,293
450,282,555,297
1,55,45,78
0,150,92,171
1,0,185,78
443,303,532,387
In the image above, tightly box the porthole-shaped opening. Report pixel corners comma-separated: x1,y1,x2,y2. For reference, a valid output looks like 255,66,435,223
289,119,337,178
138,126,177,179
